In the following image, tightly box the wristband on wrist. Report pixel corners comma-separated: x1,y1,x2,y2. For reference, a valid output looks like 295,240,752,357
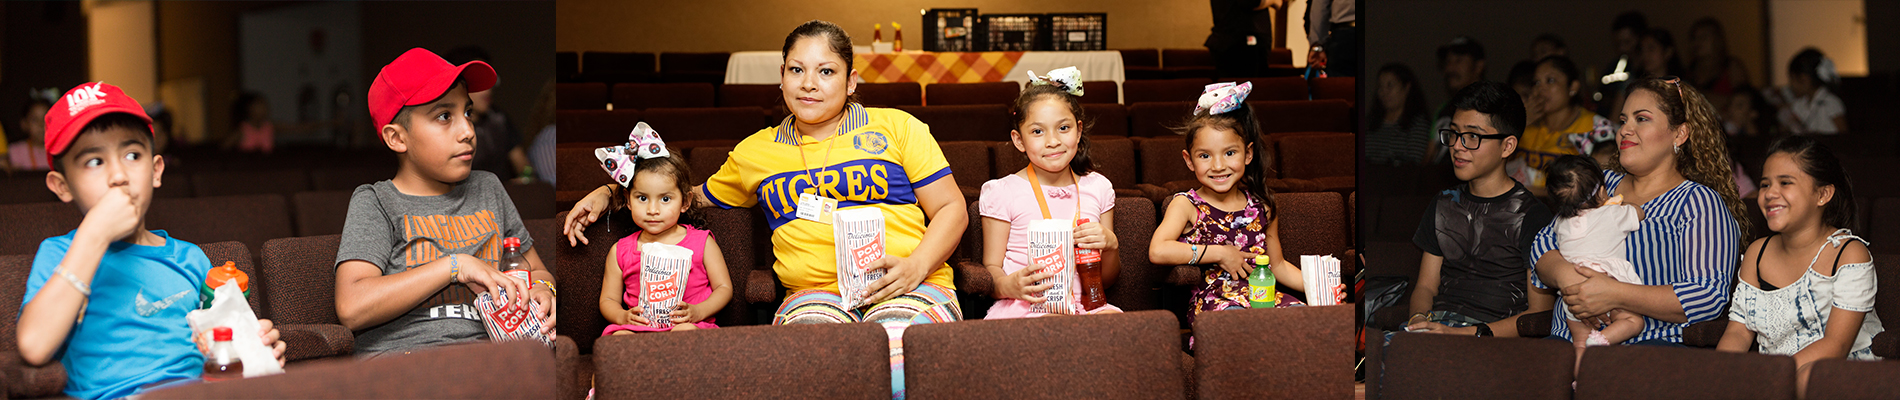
448,255,461,284
1474,323,1494,337
533,279,557,296
57,268,91,296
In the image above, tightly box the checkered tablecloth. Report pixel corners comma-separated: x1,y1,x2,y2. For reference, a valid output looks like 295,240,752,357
726,50,1124,86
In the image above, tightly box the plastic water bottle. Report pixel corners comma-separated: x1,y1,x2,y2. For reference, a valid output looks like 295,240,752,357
1248,255,1276,308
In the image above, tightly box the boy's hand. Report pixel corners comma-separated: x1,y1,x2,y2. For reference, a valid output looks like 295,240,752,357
529,286,557,335
669,301,708,324
1073,221,1109,250
993,266,1053,304
77,186,143,245
1211,246,1257,278
625,307,650,327
192,319,288,368
452,256,530,309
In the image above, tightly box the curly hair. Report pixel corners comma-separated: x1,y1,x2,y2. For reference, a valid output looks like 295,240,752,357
1608,77,1751,243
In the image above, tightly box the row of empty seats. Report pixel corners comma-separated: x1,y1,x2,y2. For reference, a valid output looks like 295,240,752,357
556,100,1354,146
1368,332,1900,400
594,308,1350,399
556,77,1354,110
0,189,557,257
555,48,1306,85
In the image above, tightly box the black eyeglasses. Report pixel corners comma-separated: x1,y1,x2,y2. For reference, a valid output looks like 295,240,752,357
1439,129,1510,150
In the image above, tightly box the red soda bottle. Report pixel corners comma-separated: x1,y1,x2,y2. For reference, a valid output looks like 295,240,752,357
1075,218,1107,311
203,327,244,382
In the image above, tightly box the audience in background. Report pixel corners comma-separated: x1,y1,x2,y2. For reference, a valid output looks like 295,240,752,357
1636,28,1685,81
1366,63,1434,166
1771,48,1848,135
1530,33,1566,62
1596,11,1649,120
1432,36,1486,163
1687,17,1752,98
1516,56,1614,195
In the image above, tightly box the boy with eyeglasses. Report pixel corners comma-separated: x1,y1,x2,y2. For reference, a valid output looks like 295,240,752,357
1401,80,1555,338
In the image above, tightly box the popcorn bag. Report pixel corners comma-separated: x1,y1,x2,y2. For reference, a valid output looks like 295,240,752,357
474,270,554,346
834,207,887,309
1300,255,1343,306
1027,219,1080,315
186,280,285,377
637,242,694,329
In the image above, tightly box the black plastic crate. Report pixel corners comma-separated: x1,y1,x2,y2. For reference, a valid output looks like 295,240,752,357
978,13,1046,51
1047,13,1107,51
923,8,980,52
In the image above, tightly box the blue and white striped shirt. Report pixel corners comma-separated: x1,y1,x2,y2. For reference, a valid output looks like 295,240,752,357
1530,170,1740,343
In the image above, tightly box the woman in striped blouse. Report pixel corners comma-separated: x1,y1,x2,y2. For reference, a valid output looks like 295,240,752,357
1529,76,1751,345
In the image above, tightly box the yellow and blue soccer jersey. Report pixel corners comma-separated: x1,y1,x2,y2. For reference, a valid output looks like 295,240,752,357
702,103,956,293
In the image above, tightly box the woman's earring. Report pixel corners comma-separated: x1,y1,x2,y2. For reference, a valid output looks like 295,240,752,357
1673,144,1682,154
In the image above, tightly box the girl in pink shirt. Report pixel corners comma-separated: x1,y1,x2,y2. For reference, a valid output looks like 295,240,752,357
979,68,1123,319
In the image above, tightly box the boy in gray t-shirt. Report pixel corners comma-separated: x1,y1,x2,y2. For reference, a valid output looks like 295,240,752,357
334,48,556,356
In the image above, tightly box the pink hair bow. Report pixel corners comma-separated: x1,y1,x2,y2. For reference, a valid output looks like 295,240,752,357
1194,82,1253,115
595,122,670,187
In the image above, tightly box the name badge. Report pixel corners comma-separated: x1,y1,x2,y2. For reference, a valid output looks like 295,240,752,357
796,192,838,225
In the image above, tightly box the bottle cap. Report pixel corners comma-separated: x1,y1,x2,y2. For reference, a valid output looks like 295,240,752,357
1254,255,1270,265
212,326,233,341
503,237,522,248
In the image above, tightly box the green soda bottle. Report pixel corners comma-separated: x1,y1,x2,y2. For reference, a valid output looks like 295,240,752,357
1248,255,1276,308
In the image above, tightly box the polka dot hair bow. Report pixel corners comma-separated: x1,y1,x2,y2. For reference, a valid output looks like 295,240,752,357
1027,66,1084,96
1195,81,1252,115
594,121,670,187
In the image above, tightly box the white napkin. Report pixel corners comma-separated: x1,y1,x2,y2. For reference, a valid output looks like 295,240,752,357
186,280,284,377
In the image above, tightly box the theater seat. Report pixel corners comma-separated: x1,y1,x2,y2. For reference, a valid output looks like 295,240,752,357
1084,103,1130,137
939,141,992,204
0,253,71,398
578,51,656,84
657,52,730,84
858,82,924,108
612,82,715,110
1251,100,1353,133
192,169,311,198
1127,101,1193,137
555,109,643,145
1195,305,1353,399
146,194,294,255
1134,136,1192,185
1379,333,1574,400
0,176,60,205
0,202,84,256
641,107,767,143
597,324,890,398
1080,81,1119,104
905,310,1188,399
256,235,355,362
148,341,556,399
1276,132,1356,180
1872,253,1900,358
291,190,354,237
687,146,734,187
1575,345,1796,400
556,146,617,193
505,181,557,220
555,211,623,356
556,82,610,110
898,104,1010,142
1805,358,1900,400
1124,79,1213,104
309,167,395,192
1236,76,1310,101
1312,76,1356,104
924,82,1020,106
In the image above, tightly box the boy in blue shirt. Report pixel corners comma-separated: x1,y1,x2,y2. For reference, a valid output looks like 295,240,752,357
17,82,285,399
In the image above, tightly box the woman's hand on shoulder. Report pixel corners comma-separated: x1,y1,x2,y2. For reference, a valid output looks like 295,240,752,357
563,185,617,246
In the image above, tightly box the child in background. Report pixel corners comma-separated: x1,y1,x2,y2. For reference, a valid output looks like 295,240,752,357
1149,82,1337,324
979,67,1121,318
596,124,733,333
1770,48,1847,134
230,92,274,153
1545,155,1646,353
9,93,54,170
16,82,285,400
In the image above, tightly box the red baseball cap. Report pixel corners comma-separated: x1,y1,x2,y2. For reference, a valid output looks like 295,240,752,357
43,81,154,166
368,47,497,128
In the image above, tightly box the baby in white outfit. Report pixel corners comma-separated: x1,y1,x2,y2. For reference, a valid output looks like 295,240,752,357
1547,155,1646,348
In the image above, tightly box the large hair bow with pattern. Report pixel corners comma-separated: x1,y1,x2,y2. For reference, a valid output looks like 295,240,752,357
1027,67,1084,96
595,122,670,187
1195,82,1252,115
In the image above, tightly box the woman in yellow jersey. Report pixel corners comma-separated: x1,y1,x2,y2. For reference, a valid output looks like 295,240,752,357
1513,55,1614,195
564,21,967,325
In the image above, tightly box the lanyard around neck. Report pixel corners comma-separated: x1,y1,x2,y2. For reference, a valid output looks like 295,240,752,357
795,124,842,196
1024,167,1081,221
